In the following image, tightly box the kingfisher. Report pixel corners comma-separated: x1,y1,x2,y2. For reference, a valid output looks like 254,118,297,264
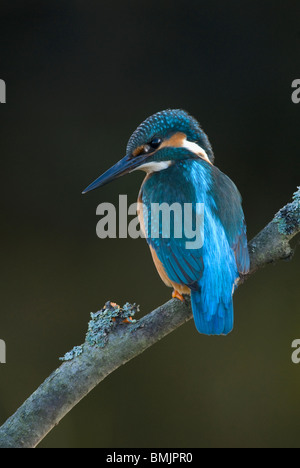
83,109,250,336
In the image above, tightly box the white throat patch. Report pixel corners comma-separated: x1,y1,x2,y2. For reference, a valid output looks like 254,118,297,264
132,161,172,173
182,138,211,164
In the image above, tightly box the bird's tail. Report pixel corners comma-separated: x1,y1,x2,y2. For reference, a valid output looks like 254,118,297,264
191,289,234,336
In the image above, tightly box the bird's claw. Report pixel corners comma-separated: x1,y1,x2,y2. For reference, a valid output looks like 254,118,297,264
172,290,185,302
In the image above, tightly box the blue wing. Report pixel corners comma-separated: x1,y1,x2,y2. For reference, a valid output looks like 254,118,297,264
141,159,207,289
210,167,250,275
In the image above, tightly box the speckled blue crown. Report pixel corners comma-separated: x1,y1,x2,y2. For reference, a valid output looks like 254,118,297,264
126,109,214,163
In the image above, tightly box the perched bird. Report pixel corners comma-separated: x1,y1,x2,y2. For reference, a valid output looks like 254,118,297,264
83,109,250,335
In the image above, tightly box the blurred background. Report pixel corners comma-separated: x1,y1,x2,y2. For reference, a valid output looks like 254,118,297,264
0,0,299,448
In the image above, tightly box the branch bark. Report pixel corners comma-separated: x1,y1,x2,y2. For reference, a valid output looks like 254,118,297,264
0,188,299,448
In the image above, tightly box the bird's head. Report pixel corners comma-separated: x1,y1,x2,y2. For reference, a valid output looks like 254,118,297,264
82,109,214,194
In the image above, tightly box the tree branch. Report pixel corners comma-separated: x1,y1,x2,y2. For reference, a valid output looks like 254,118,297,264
0,188,299,448
247,187,300,274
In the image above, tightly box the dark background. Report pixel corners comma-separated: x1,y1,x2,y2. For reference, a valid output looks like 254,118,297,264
0,0,299,448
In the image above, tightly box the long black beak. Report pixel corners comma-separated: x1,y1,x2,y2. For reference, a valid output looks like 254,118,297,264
82,153,145,194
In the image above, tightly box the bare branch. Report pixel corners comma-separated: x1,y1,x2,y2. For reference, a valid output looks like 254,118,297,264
247,187,300,273
0,188,299,448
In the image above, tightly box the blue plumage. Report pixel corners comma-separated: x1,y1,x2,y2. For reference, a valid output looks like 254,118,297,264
141,157,243,335
83,109,250,336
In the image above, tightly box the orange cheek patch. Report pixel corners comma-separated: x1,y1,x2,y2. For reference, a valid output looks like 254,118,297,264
160,132,212,165
132,132,212,165
160,132,186,149
132,145,145,157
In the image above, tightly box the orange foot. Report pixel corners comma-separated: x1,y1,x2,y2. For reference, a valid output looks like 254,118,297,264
122,317,134,324
172,290,185,302
112,316,134,324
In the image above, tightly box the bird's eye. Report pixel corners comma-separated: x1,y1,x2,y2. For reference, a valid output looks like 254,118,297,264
138,138,162,156
149,137,162,149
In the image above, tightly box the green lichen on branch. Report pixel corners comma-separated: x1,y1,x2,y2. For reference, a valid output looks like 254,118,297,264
85,301,138,347
60,345,83,361
60,302,138,361
274,187,300,236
